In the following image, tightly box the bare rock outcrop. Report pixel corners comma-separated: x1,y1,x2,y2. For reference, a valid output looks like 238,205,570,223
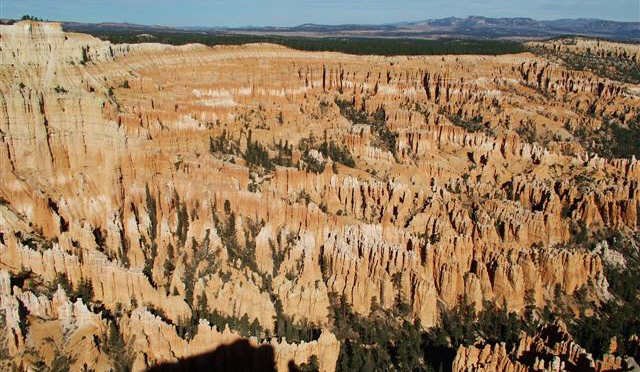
1,21,639,371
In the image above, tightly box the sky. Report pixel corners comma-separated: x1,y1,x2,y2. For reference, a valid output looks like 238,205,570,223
2,0,639,27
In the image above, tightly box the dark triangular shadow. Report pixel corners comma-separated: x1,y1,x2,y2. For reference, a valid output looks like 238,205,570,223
146,339,276,372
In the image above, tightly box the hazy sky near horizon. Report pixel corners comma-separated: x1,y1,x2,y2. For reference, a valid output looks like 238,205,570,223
2,0,639,26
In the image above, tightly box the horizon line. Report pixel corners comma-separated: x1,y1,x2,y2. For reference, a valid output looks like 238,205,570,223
6,14,640,30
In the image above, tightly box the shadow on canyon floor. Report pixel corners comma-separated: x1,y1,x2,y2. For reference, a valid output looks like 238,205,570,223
146,339,315,372
146,339,277,372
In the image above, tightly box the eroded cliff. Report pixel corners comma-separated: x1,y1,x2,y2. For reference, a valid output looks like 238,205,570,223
0,21,639,371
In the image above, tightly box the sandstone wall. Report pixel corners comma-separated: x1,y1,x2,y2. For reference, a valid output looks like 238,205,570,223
1,21,639,370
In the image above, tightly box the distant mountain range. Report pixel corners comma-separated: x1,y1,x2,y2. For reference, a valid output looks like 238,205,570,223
62,16,640,41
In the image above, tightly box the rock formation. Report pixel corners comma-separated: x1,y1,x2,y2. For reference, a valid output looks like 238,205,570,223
0,21,638,370
453,323,628,372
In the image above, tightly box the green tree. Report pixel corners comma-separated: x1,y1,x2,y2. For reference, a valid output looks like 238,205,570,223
0,311,13,370
105,320,133,372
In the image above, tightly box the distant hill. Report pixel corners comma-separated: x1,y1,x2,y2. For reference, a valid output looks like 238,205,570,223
62,16,640,41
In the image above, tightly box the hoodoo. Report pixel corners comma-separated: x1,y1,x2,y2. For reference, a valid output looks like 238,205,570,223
0,19,639,371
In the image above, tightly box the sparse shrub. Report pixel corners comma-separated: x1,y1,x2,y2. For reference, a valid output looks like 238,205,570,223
335,99,397,156
301,151,325,174
81,46,91,65
294,355,320,372
50,352,74,371
318,140,355,168
0,311,12,370
244,138,274,171
105,320,133,371
568,116,640,160
74,278,94,302
175,193,189,247
516,120,538,144
53,273,73,294
163,243,176,287
21,15,43,21
568,230,640,359
449,114,494,136
273,298,321,343
209,130,240,156
273,139,294,167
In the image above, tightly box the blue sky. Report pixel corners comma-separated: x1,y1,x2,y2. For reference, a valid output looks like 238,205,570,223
2,0,639,26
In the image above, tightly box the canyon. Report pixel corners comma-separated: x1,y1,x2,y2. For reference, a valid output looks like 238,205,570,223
0,21,639,371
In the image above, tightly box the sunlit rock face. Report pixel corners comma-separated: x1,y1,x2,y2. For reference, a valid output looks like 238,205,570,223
0,21,639,371
453,322,627,372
